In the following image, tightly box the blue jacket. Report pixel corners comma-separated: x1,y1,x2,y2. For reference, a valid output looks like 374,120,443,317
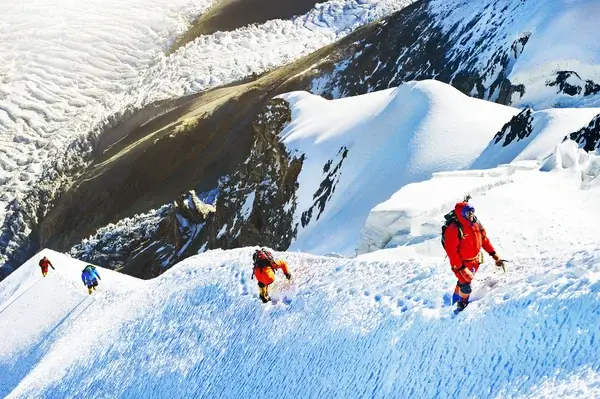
81,268,101,285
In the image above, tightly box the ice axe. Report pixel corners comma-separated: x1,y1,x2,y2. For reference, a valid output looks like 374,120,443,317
497,259,510,273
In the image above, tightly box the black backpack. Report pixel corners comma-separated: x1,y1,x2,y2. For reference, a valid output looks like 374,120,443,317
253,248,274,269
441,210,464,250
441,206,482,251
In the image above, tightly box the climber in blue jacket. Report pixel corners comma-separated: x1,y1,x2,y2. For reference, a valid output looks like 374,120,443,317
81,265,101,295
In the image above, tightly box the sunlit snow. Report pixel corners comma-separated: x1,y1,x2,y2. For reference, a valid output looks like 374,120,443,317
2,1,600,397
0,0,414,221
2,148,600,398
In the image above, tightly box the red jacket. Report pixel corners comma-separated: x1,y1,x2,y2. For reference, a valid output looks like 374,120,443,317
443,202,495,269
39,257,54,270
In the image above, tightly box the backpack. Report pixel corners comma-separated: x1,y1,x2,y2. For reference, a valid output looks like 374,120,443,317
441,209,482,250
441,210,464,250
253,248,274,269
83,265,96,273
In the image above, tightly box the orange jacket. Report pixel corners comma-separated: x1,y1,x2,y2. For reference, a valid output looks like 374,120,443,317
443,202,495,269
253,260,289,286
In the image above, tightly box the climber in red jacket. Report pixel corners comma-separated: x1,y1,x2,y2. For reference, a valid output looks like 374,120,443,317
443,202,504,311
38,256,55,277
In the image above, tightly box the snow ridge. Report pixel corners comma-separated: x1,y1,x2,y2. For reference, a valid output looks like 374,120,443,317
2,226,600,398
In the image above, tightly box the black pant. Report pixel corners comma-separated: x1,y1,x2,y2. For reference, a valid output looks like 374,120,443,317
86,279,98,289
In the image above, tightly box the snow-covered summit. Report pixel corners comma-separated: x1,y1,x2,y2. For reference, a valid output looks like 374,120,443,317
279,80,520,255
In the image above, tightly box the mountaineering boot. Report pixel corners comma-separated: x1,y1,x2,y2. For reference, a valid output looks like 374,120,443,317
93,286,96,291
456,300,469,312
263,285,271,303
258,286,270,303
88,288,93,295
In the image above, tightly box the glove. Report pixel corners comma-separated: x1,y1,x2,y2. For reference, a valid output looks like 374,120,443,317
461,267,474,283
452,265,473,283
285,273,292,280
491,253,504,267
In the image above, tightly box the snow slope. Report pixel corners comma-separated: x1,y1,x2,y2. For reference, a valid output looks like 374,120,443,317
0,249,142,397
472,108,600,170
2,156,600,397
0,0,414,222
280,80,520,255
430,0,600,108
359,140,600,259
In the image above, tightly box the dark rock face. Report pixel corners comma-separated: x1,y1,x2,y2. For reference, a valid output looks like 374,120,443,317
203,98,303,252
301,147,348,228
313,2,530,105
70,191,215,278
492,108,534,147
569,114,600,152
548,71,600,97
67,98,302,278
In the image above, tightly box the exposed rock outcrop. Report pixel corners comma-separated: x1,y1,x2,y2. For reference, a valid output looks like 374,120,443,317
492,108,534,147
69,190,216,278
200,98,303,252
568,114,600,152
548,71,600,97
69,98,301,278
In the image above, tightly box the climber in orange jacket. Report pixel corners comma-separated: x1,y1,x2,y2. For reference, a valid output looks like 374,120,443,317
252,247,291,303
443,202,504,311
